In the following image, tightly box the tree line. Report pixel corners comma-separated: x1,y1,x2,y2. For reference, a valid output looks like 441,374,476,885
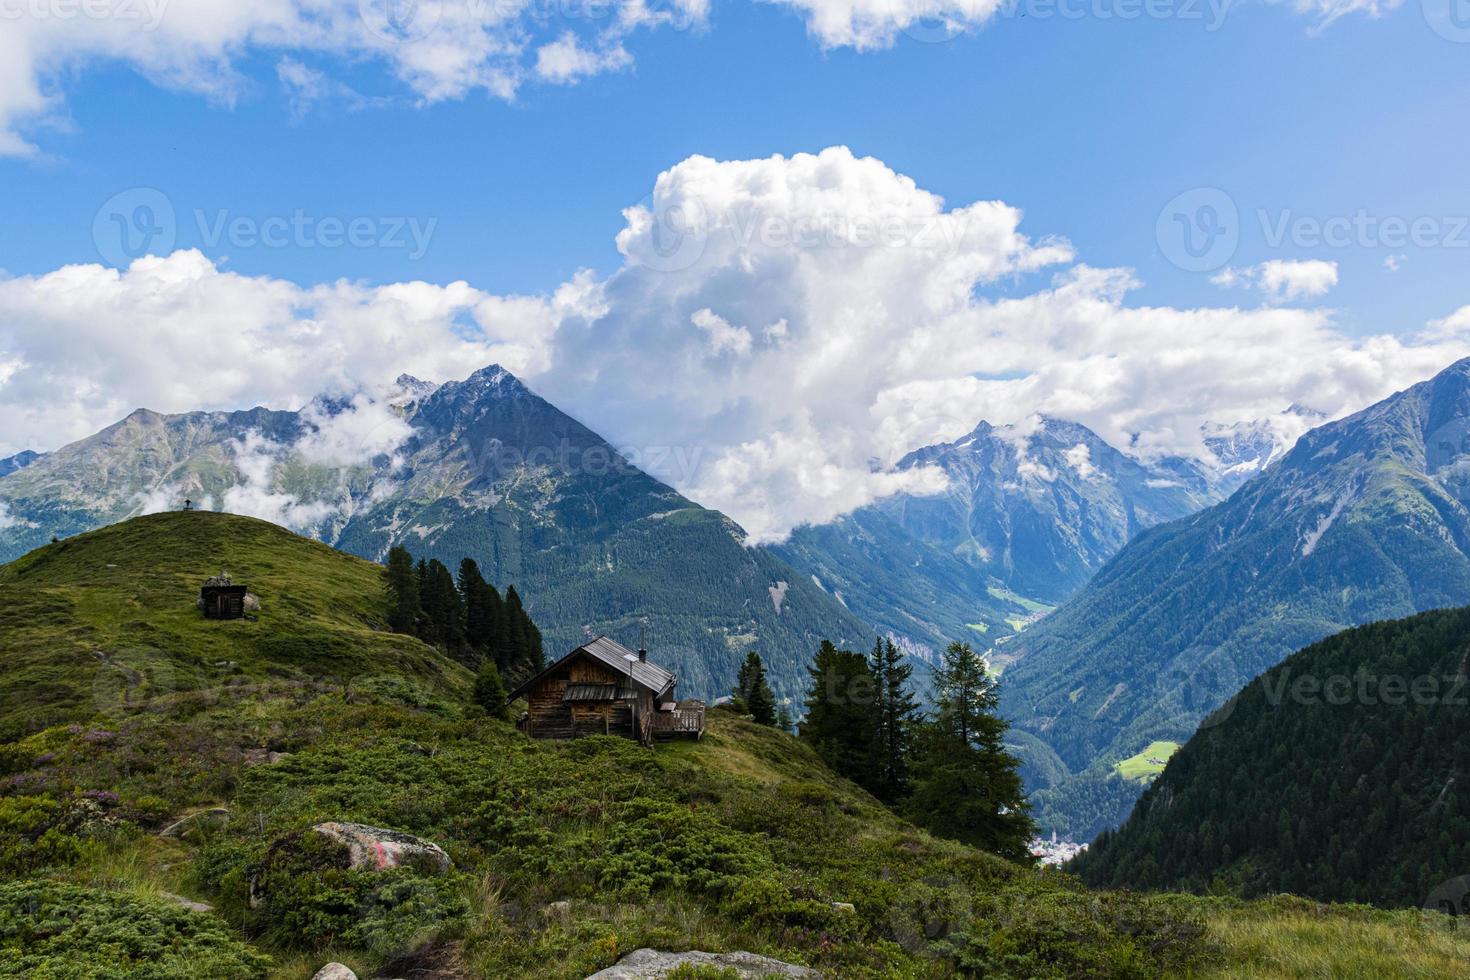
383,545,545,719
734,637,1036,862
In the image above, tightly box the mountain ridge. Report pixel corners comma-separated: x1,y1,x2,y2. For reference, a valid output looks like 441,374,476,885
0,366,869,704
1002,356,1470,838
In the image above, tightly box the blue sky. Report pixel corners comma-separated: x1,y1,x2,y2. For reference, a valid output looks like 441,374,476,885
5,1,1467,329
3,0,1470,538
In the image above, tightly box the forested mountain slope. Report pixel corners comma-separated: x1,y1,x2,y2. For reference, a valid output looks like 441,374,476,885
1002,357,1470,838
1072,606,1470,907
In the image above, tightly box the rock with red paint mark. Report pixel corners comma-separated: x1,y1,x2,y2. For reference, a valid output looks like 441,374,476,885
310,822,452,874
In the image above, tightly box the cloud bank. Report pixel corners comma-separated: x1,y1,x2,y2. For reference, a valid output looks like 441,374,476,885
0,0,1406,154
0,0,707,154
4,147,1469,543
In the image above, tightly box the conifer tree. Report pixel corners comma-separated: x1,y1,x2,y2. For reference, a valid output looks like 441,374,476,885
484,584,512,668
526,618,545,669
473,658,511,720
869,637,921,803
458,558,493,651
800,640,878,786
384,545,422,635
419,559,466,652
733,651,777,725
505,585,531,665
907,641,1034,861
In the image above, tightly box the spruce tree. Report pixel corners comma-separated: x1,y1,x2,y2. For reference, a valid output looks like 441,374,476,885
384,545,422,635
505,585,532,666
473,658,511,720
484,584,512,668
526,619,545,669
869,637,920,803
458,558,492,652
800,640,878,787
734,651,777,725
907,641,1034,861
420,559,466,653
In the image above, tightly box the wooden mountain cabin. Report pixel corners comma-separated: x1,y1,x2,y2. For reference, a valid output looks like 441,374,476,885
200,573,248,620
509,636,705,745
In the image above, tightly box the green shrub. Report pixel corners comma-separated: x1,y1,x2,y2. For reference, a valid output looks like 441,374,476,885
0,796,83,874
214,828,471,956
0,880,272,979
961,886,1212,979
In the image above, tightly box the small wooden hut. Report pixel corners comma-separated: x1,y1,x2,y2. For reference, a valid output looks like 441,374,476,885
200,573,248,620
508,636,704,745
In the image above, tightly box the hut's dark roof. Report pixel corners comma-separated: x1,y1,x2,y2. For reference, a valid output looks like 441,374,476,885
579,636,675,693
508,635,675,701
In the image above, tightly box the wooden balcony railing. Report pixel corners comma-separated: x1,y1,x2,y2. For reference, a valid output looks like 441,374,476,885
650,702,705,740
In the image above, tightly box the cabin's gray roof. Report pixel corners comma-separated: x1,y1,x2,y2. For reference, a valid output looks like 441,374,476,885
507,635,676,701
578,636,675,694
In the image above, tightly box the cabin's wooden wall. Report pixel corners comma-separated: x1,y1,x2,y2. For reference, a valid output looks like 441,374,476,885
525,655,640,740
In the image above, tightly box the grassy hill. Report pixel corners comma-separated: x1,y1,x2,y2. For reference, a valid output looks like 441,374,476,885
0,511,469,740
2,515,1468,978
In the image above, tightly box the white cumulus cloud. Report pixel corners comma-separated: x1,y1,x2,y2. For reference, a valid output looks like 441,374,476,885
4,147,1470,545
1212,259,1339,302
0,249,604,454
0,0,706,154
535,33,634,85
0,0,1404,153
220,431,336,531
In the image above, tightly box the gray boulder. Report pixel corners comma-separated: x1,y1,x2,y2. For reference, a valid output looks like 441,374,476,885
311,822,452,873
310,965,357,980
585,949,819,979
